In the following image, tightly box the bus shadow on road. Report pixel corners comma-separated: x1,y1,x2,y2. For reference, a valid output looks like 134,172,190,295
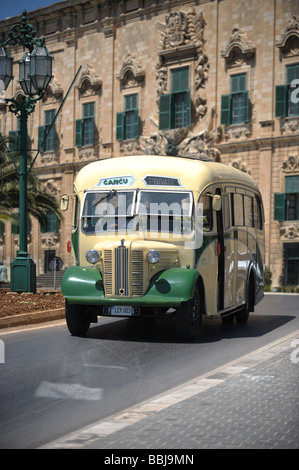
85,312,296,344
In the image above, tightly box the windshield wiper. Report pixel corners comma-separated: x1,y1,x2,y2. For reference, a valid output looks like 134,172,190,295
92,189,116,208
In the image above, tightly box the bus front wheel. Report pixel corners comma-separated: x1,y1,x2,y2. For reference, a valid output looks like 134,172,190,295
65,301,91,336
176,287,202,341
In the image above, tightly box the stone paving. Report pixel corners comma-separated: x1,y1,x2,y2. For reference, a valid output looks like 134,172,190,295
43,331,299,450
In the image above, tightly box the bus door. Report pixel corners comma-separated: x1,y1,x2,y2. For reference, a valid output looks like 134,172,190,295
216,189,237,311
215,189,225,311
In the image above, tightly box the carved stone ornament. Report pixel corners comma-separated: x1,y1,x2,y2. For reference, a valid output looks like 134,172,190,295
280,117,299,136
276,16,299,56
280,223,299,240
221,28,256,65
156,9,209,119
231,158,251,175
224,124,252,141
281,154,299,171
117,53,145,87
76,65,102,95
43,180,60,196
41,234,60,246
42,75,63,102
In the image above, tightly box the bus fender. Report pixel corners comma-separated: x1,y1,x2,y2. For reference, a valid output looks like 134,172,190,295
62,265,103,298
148,268,200,303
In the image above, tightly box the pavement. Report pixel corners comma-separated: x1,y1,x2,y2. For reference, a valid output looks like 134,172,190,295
1,296,298,450
41,329,299,450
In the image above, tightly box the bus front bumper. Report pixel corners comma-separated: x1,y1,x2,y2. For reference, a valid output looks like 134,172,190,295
61,265,199,308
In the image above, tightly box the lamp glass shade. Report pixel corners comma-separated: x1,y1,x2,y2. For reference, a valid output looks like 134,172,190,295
19,52,37,96
29,46,53,93
0,46,13,90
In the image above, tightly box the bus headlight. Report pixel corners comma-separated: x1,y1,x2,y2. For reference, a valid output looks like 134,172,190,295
146,249,160,264
86,249,100,264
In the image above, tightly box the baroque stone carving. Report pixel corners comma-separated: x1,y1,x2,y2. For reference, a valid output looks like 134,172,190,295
224,124,252,141
76,64,102,95
41,234,60,246
281,154,299,171
280,117,299,136
276,16,299,56
231,158,251,175
117,53,145,88
42,75,63,102
280,224,299,240
221,28,256,65
156,9,209,119
140,107,222,162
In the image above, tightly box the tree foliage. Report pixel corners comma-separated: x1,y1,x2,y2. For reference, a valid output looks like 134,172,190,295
0,135,62,228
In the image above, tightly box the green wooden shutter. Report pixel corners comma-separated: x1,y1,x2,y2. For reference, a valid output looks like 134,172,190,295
185,90,191,127
75,119,82,147
172,67,189,93
116,112,124,141
9,131,18,151
243,90,249,123
274,193,286,221
275,85,287,117
221,94,231,125
89,116,95,145
38,126,45,151
132,109,139,139
159,94,172,130
285,175,299,193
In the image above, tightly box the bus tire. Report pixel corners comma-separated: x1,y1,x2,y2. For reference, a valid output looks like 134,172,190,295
176,287,202,341
235,274,254,323
65,301,90,336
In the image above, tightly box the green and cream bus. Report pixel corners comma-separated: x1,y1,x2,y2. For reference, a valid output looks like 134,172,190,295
61,154,265,340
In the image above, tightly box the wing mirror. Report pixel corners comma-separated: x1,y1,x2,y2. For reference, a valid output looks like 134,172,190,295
212,194,221,212
60,195,69,211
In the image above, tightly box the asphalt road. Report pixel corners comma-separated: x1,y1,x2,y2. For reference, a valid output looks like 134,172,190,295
0,294,298,449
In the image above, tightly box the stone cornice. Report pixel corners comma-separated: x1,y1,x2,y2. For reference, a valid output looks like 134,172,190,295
215,134,299,153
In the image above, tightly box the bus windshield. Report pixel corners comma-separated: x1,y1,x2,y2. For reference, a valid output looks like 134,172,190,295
81,190,135,233
81,189,193,234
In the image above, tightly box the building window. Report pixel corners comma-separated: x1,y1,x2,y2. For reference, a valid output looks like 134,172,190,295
38,110,56,152
283,243,299,285
275,63,299,118
221,73,249,125
159,67,191,130
76,102,95,147
41,210,58,233
274,176,299,221
116,94,139,141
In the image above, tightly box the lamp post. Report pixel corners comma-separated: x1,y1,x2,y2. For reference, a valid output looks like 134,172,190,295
0,10,53,293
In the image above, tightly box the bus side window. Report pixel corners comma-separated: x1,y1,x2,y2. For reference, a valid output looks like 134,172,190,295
201,194,213,232
223,193,230,230
233,193,244,226
254,195,263,230
244,195,253,227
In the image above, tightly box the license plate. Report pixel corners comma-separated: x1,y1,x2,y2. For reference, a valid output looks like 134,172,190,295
104,306,139,316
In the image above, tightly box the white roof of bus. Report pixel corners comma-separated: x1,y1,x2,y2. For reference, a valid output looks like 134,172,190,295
75,155,259,194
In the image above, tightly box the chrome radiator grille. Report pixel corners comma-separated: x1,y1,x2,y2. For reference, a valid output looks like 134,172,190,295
103,246,144,297
115,245,129,296
103,250,113,295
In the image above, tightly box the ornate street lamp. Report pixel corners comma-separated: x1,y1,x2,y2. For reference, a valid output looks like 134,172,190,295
0,10,53,293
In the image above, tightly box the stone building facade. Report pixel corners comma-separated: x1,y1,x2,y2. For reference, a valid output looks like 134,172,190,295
0,0,299,287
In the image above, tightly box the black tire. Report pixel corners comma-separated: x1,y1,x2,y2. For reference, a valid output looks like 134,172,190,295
235,275,254,323
65,301,90,336
176,287,202,341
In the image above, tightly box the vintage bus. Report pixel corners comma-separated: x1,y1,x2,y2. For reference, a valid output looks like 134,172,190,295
61,154,265,340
